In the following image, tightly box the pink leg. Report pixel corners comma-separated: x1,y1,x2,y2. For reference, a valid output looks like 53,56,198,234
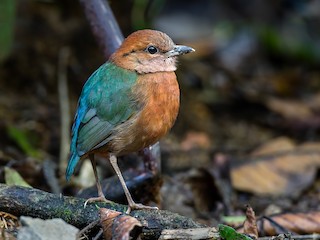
84,154,112,208
109,154,158,213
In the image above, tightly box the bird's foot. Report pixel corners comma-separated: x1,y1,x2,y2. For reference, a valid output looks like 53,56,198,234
84,196,113,208
126,203,158,214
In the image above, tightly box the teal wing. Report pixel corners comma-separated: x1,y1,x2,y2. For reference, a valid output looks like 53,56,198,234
66,63,138,180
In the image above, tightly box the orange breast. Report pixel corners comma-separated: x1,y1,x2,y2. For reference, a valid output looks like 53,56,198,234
135,72,180,148
101,71,180,155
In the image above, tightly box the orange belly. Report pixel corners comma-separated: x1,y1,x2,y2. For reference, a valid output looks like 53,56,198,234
104,71,180,155
135,71,180,147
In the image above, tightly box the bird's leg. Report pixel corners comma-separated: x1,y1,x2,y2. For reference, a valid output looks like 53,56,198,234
84,154,112,207
109,154,158,213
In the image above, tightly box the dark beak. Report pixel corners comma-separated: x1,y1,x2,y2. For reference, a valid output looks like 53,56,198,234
166,45,195,57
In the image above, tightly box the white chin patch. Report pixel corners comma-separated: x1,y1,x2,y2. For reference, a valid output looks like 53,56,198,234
136,57,177,74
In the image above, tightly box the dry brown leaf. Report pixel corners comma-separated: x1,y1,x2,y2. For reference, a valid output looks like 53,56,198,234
238,211,320,236
258,211,320,235
100,208,122,240
243,205,258,239
265,97,313,120
250,137,296,157
231,140,320,196
100,208,142,240
112,214,142,240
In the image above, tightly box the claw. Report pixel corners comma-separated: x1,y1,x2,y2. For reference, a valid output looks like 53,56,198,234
84,196,113,208
126,203,158,214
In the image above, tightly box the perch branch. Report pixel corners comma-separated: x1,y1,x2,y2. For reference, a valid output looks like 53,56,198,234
58,47,71,179
0,184,206,240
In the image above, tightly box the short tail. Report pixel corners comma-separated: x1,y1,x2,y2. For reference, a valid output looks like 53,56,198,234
65,153,80,181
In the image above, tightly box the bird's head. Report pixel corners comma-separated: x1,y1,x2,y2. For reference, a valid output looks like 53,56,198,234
110,29,195,74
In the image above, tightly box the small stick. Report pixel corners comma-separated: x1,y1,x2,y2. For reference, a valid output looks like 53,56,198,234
159,227,219,240
58,47,71,178
79,0,124,59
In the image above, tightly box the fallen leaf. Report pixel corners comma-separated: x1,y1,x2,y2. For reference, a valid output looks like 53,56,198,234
243,205,258,239
258,211,320,235
112,214,142,240
100,208,142,240
238,211,320,236
265,97,313,120
231,140,320,196
100,208,122,240
250,137,296,157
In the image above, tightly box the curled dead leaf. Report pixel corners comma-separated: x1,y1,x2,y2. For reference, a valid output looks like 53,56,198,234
238,211,320,236
113,214,143,240
100,208,142,240
243,205,258,239
100,208,122,240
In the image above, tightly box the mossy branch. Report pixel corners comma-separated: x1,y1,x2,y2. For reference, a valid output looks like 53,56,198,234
0,184,206,239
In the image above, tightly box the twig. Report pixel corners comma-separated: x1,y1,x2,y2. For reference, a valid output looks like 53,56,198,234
159,227,219,240
58,47,71,178
43,158,61,194
76,219,100,240
79,0,124,59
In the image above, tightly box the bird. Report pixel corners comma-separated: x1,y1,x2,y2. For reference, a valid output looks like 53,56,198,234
66,29,194,212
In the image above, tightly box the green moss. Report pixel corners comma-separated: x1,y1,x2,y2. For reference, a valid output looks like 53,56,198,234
53,207,75,223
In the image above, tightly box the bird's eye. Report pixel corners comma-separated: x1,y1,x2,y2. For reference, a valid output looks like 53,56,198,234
146,46,158,54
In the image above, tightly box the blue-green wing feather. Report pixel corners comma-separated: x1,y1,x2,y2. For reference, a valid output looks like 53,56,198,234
66,63,138,180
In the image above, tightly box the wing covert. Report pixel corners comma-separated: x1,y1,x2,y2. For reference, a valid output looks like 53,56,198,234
71,63,138,157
